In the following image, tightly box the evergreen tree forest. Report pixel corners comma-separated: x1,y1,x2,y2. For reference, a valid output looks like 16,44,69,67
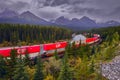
0,24,72,47
90,26,120,41
0,24,120,80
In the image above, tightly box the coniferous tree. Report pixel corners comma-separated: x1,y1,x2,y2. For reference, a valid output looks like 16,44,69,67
112,32,119,45
58,51,72,80
54,49,59,60
66,42,72,56
0,24,72,46
8,49,17,79
24,49,31,67
0,56,7,78
91,46,96,55
105,32,120,46
88,60,95,74
13,55,29,80
10,49,17,65
34,54,44,80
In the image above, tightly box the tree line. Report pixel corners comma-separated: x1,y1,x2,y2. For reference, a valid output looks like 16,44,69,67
90,26,120,40
0,24,72,47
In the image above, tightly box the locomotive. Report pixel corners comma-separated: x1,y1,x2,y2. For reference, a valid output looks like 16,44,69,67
0,34,100,58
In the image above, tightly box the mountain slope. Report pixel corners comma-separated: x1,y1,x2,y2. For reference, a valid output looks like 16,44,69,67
54,16,98,30
0,10,50,25
0,9,18,18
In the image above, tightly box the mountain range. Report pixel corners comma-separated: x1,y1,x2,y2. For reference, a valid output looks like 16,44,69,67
0,9,120,30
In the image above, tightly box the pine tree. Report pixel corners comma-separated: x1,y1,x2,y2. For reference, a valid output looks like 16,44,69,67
58,51,72,80
88,60,95,74
7,49,17,79
0,56,7,78
34,54,44,80
13,55,29,80
106,32,120,46
54,49,59,60
66,42,72,56
112,32,119,45
91,46,96,55
24,49,31,67
10,49,17,65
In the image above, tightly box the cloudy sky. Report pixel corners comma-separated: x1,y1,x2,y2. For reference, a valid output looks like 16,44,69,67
0,0,120,22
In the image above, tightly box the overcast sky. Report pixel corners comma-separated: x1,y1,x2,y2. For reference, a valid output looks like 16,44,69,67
0,0,120,22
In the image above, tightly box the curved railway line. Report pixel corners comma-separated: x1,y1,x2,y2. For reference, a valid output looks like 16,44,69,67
0,34,101,59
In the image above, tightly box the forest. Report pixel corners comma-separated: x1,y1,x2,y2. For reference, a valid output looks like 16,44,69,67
0,24,120,80
90,26,120,40
0,24,72,47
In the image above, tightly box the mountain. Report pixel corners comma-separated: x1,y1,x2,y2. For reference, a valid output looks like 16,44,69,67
104,20,120,26
19,11,49,24
0,9,18,18
54,16,120,30
79,16,96,26
97,20,120,28
0,9,120,30
71,16,96,27
18,11,51,25
54,16,97,30
0,10,50,25
19,11,41,21
54,16,70,25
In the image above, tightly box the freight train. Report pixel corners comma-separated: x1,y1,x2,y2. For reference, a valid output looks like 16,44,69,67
0,34,100,58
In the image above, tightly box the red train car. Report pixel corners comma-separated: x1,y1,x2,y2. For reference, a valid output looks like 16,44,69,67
42,41,67,57
0,34,100,58
43,41,67,51
86,37,99,44
0,48,11,57
0,41,68,58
